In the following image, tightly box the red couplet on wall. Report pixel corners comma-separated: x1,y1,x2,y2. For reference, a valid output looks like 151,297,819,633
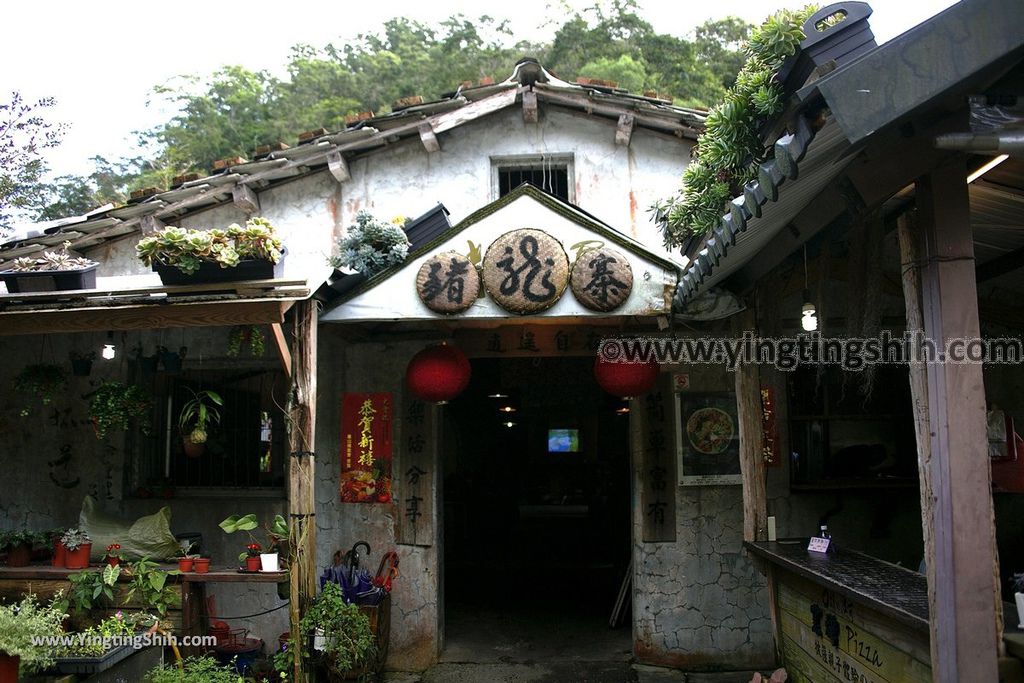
340,393,394,504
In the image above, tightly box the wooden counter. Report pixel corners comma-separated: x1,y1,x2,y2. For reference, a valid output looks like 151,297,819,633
746,540,931,683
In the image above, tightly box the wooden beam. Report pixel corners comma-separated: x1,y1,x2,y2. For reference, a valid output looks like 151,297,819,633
287,299,317,683
0,300,292,335
231,184,260,215
270,322,292,379
917,161,999,682
976,243,1024,282
734,307,767,543
431,87,520,134
326,152,350,183
418,122,440,154
615,112,635,146
522,90,538,123
140,214,165,236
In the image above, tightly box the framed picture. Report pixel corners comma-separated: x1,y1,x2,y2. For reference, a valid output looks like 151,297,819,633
676,392,742,486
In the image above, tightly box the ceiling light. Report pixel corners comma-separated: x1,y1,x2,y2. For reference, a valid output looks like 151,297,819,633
967,154,1009,184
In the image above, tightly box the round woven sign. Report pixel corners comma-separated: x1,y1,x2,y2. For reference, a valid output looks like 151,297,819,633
482,229,569,314
570,247,633,312
416,251,480,314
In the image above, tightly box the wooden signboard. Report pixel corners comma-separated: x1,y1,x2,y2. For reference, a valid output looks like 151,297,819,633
397,396,436,547
639,378,676,543
776,572,931,683
481,229,569,314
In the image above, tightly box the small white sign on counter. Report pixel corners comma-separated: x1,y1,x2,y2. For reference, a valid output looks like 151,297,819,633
807,536,831,553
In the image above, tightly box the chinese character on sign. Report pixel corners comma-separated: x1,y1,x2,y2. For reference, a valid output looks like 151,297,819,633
422,258,470,304
583,252,629,305
497,236,558,303
406,466,427,486
405,495,423,523
555,330,570,352
358,399,376,466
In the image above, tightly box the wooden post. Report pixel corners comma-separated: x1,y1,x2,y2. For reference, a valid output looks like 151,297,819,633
287,299,318,682
916,162,999,681
734,307,767,542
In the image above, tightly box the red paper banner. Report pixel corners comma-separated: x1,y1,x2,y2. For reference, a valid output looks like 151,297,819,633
340,393,393,503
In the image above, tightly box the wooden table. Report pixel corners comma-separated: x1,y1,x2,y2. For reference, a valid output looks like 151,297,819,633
746,540,931,683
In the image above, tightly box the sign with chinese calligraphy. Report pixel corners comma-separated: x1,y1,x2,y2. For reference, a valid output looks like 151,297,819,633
776,573,931,682
676,393,742,486
640,378,677,543
761,385,781,467
481,229,569,314
398,395,436,547
340,393,393,504
416,251,481,314
570,247,633,312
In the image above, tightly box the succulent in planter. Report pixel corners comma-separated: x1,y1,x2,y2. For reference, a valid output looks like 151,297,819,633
135,217,284,275
60,528,91,552
329,211,410,277
13,363,68,416
0,241,100,294
88,381,152,440
5,241,96,274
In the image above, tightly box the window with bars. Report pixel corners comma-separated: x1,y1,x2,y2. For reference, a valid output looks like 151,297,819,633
493,154,574,203
135,368,287,490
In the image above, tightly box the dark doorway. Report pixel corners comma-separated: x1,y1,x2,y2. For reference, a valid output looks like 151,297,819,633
442,356,632,662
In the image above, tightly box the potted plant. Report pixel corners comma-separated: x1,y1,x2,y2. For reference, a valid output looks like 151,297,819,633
227,325,265,357
193,556,211,574
329,211,410,277
179,388,223,458
62,528,92,570
0,531,34,567
177,542,197,572
0,593,67,682
50,528,68,567
219,513,288,572
0,240,99,293
135,217,285,286
158,345,187,373
88,381,151,440
300,582,376,679
243,543,262,572
69,350,96,377
13,363,67,416
104,543,125,567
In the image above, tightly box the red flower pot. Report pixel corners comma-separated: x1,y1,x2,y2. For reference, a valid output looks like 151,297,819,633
245,556,261,571
105,556,120,568
178,558,195,572
0,653,20,683
52,540,66,567
194,558,210,573
64,543,92,570
6,543,31,567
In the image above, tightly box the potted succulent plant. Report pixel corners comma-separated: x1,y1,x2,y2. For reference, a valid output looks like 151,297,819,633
329,211,410,277
179,388,223,458
136,217,285,286
61,528,92,570
219,513,288,571
0,593,66,682
13,363,67,417
0,241,99,293
88,381,151,440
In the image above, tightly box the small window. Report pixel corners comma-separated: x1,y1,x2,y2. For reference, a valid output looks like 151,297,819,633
493,154,574,203
134,368,287,491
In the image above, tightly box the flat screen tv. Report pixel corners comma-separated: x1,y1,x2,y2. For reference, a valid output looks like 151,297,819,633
548,429,580,453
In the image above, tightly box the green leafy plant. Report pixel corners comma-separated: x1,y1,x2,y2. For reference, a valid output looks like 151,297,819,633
13,363,67,416
0,530,36,552
179,388,223,445
64,564,121,614
55,611,140,658
135,217,283,275
61,528,91,551
5,241,95,273
88,381,152,440
219,513,288,562
226,325,265,357
654,4,818,246
124,557,179,618
146,655,244,683
301,582,375,676
329,211,410,277
0,593,67,674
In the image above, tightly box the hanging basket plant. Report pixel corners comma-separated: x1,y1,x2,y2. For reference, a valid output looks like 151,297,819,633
227,325,265,357
329,211,410,277
88,382,152,440
14,363,68,416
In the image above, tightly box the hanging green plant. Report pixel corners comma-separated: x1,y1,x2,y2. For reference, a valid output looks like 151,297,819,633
89,382,152,440
226,325,265,357
653,4,818,247
13,363,68,416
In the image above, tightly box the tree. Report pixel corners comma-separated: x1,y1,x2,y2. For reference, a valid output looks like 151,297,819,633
578,54,648,92
0,92,67,230
35,156,141,221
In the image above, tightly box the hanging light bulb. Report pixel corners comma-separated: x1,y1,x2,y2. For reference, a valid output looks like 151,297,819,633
102,331,116,360
800,245,818,332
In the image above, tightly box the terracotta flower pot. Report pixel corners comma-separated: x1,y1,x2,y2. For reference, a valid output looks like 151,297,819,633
194,558,210,573
178,557,195,572
52,539,66,567
0,653,20,683
183,438,205,458
245,556,261,572
64,543,92,570
105,556,120,567
6,543,31,567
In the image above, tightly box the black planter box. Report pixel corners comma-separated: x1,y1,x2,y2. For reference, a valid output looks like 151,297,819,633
778,2,876,92
0,264,98,293
54,644,136,674
153,252,285,286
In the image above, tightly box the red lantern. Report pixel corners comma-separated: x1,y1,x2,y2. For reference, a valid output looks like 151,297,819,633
406,344,471,404
594,355,660,398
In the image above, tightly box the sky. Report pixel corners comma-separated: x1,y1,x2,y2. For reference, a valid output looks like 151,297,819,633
2,0,960,181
